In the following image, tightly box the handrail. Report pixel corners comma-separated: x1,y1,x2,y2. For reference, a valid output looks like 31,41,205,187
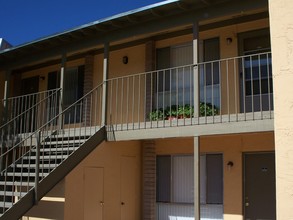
106,51,272,80
0,83,104,216
3,88,61,101
0,82,103,163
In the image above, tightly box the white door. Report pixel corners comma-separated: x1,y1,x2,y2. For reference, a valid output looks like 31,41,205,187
84,167,104,220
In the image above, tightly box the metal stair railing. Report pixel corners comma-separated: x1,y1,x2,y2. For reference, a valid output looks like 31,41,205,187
0,89,61,171
0,83,104,218
0,88,61,145
1,88,61,128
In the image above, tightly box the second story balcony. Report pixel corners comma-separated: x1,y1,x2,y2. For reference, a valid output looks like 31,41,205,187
0,51,273,143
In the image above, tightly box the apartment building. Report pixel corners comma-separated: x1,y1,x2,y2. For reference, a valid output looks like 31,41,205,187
0,0,292,219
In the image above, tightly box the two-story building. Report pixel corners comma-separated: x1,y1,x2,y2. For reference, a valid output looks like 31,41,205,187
0,0,292,219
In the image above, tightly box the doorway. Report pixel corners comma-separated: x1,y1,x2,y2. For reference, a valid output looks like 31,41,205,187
19,76,39,132
84,167,104,220
244,152,276,220
121,156,137,220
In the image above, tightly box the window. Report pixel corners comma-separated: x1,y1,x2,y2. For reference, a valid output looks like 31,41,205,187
199,38,221,108
155,43,193,108
156,155,194,203
156,154,223,205
200,154,223,204
63,66,84,123
203,38,220,86
239,29,273,112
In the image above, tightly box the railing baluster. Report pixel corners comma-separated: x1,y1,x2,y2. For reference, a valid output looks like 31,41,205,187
35,131,40,205
250,56,254,120
259,54,263,119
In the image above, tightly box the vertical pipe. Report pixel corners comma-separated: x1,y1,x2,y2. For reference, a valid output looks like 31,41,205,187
102,42,109,127
194,136,200,220
193,23,199,118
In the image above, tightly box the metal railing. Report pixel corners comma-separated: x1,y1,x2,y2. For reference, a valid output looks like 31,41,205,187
0,89,61,170
0,88,61,132
107,52,273,131
0,83,103,216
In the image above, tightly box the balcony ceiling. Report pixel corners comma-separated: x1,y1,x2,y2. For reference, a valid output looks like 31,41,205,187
0,0,268,69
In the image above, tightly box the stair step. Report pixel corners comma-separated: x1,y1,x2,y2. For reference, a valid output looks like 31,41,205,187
0,202,13,208
6,172,49,177
0,190,28,197
0,181,34,187
15,164,57,169
23,155,69,160
37,145,79,152
42,137,88,145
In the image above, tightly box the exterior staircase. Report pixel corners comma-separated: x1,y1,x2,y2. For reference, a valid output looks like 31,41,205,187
0,83,105,219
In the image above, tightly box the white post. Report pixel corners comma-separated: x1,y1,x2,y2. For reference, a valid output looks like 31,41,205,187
193,23,199,118
59,53,66,129
3,80,8,108
101,42,109,126
194,136,200,220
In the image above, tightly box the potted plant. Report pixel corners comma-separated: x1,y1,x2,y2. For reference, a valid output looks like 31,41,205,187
149,108,164,121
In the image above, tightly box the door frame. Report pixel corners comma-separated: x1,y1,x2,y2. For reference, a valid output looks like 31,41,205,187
242,151,275,219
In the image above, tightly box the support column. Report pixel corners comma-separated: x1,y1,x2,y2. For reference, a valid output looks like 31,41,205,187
193,23,199,118
194,136,200,220
142,140,156,220
2,70,11,123
59,53,66,129
102,43,109,126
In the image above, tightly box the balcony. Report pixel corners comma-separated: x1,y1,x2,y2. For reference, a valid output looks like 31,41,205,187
107,52,273,139
0,52,274,142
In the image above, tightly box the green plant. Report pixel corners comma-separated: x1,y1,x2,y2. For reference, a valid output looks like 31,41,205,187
148,103,219,121
199,102,219,116
149,108,165,121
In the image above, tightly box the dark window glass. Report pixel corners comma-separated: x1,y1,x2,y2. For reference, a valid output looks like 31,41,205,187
156,156,171,202
203,38,220,85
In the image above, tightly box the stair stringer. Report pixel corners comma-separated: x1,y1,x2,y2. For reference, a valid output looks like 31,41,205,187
0,126,106,220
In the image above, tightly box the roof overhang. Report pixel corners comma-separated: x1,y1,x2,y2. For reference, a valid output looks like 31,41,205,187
0,0,269,70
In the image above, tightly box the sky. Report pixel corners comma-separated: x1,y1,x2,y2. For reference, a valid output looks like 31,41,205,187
0,0,167,47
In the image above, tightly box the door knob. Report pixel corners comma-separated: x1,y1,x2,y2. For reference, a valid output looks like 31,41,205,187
100,201,104,206
245,202,249,207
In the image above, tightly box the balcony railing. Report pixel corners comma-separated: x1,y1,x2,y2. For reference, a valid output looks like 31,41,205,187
0,52,273,135
107,52,273,131
1,89,61,132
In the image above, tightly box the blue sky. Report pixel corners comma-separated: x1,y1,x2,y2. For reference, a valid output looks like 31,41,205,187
0,0,166,46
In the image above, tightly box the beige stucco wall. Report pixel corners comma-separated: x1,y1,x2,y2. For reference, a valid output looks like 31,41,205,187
106,44,146,124
64,140,142,220
269,1,293,219
23,181,65,220
155,132,274,220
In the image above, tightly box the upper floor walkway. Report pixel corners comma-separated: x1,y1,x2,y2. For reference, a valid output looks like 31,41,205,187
0,51,274,142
